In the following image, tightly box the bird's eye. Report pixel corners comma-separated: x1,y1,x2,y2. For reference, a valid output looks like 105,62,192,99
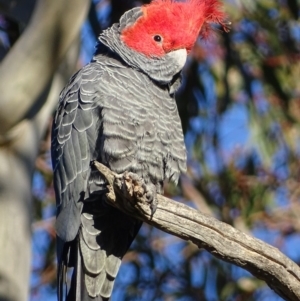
153,35,162,42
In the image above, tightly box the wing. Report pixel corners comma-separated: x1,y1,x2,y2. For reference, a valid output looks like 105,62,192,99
51,63,104,243
52,61,145,301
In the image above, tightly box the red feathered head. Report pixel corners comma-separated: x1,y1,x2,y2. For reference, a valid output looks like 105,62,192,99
121,0,229,57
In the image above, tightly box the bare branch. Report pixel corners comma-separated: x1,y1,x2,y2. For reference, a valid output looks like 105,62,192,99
93,161,300,301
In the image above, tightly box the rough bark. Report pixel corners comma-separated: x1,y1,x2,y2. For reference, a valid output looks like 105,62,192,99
94,161,300,301
0,1,88,301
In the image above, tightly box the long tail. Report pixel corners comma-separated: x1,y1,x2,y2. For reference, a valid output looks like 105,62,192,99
66,241,106,301
57,204,142,301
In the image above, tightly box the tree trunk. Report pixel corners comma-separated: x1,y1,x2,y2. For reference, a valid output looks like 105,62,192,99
0,0,89,300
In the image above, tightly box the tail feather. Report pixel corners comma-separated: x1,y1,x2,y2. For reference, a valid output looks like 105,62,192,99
66,243,82,301
57,249,65,301
59,238,105,301
84,270,106,298
57,203,142,301
57,237,72,301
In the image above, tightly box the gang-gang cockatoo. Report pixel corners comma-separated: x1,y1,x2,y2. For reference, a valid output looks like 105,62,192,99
51,0,228,300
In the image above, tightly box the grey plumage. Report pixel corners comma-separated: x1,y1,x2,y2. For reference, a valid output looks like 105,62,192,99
51,6,186,301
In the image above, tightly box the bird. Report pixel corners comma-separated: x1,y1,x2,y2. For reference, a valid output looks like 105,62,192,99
51,0,228,300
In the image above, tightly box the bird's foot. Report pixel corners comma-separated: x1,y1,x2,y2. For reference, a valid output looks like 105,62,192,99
142,181,158,216
122,172,158,217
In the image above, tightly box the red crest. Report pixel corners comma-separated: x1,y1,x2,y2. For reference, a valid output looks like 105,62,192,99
121,0,229,56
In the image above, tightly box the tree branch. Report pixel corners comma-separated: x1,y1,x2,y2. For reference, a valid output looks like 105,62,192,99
93,161,300,301
0,0,89,136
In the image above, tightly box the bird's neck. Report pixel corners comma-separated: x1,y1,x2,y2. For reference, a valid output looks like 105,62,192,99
96,25,183,86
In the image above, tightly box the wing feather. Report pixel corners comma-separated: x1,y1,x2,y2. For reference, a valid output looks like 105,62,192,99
51,65,104,243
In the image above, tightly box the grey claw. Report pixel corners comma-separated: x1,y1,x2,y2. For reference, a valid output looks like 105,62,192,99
149,197,158,217
143,183,158,217
124,172,158,217
146,191,153,201
126,172,141,182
